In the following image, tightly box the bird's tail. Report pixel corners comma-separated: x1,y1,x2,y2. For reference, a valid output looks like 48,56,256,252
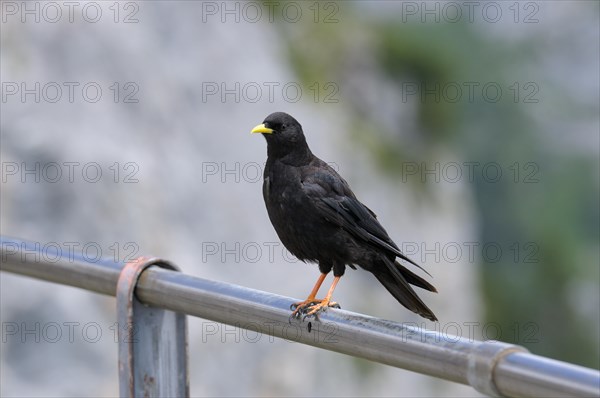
374,257,438,321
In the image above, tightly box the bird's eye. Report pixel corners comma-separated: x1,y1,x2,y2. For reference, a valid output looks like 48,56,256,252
281,124,286,130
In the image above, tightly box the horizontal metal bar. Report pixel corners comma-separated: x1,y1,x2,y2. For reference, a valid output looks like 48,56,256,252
495,352,600,397
0,237,120,295
1,236,599,397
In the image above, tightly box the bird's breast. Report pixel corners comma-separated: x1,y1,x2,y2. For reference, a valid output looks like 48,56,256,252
262,170,345,263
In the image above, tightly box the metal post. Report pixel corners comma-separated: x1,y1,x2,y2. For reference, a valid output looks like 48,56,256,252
116,256,189,397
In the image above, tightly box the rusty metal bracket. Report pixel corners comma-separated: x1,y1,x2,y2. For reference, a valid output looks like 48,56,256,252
117,256,189,398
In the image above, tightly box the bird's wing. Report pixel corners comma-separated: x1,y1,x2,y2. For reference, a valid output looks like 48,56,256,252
301,166,429,274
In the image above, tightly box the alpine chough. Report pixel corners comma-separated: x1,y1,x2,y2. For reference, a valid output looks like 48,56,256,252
251,112,437,321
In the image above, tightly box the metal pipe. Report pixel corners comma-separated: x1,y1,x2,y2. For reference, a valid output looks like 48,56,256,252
0,236,120,295
2,236,599,397
494,352,600,397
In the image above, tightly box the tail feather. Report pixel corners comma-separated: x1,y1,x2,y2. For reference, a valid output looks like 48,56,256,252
376,257,438,321
396,251,432,277
395,261,437,292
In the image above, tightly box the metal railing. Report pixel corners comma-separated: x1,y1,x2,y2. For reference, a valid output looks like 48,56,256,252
1,236,599,397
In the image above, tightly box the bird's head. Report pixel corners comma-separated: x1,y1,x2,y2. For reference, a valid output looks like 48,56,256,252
251,112,307,147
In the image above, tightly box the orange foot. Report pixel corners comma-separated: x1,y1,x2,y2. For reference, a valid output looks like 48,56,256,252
290,298,340,319
290,275,343,320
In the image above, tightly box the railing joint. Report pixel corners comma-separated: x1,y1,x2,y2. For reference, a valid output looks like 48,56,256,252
467,340,529,397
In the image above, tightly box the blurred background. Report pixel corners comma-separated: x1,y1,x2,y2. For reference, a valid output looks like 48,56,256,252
1,1,598,396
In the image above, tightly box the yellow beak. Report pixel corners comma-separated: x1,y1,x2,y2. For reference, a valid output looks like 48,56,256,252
251,123,274,134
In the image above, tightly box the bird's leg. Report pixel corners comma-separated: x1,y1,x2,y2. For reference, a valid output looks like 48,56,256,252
303,276,342,317
290,273,327,316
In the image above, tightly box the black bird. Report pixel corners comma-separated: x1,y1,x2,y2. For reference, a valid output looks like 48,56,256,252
251,112,437,321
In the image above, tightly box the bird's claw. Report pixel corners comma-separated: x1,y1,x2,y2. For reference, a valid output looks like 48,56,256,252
289,299,340,322
290,300,318,314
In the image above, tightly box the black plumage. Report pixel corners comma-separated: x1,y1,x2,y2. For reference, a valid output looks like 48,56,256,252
251,112,437,321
